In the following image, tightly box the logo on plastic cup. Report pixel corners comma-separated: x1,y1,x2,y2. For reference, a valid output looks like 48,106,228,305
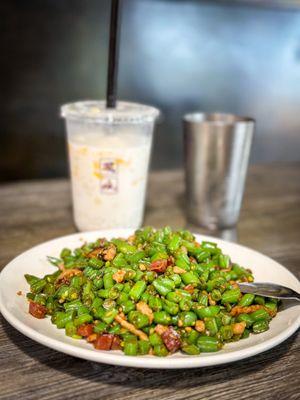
99,159,118,194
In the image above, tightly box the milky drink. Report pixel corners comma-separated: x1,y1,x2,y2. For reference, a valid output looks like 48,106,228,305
61,101,159,231
68,131,151,230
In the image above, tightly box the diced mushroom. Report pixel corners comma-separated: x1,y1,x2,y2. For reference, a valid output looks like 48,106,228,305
195,320,205,333
87,248,103,259
112,269,126,283
102,244,116,261
173,266,186,274
232,321,246,335
56,268,82,284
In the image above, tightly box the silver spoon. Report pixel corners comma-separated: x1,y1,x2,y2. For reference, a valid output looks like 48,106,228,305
238,282,300,302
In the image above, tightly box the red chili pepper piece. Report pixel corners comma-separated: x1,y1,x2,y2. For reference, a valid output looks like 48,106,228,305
94,334,114,350
150,259,168,273
111,335,122,350
29,301,47,319
161,327,181,353
77,324,94,337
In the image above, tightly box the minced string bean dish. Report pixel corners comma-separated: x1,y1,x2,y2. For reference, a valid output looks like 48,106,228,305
25,227,278,356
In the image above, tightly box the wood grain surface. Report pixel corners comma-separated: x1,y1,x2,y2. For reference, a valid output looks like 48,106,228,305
0,164,299,400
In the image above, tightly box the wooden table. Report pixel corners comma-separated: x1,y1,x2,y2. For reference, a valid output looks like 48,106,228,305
0,164,299,400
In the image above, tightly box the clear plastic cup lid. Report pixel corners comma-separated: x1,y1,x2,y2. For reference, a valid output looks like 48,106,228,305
61,101,160,124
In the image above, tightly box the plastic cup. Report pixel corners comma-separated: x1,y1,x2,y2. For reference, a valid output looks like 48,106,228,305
61,101,159,231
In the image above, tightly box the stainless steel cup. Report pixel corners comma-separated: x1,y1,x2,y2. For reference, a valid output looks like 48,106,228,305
183,112,254,229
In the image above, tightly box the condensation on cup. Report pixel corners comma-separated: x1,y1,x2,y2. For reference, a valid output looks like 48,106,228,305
61,101,159,231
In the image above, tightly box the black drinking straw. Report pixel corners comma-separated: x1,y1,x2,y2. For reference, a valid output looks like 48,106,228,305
106,0,121,108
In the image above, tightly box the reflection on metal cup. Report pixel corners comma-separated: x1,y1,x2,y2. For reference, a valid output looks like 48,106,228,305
183,112,254,229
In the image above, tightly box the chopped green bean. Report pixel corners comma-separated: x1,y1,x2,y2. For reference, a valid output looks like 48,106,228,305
197,336,220,352
252,320,269,333
182,344,200,355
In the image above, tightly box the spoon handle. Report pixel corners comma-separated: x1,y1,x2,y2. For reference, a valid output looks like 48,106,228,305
238,282,300,301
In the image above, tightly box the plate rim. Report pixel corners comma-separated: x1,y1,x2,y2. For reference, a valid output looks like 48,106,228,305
0,229,299,369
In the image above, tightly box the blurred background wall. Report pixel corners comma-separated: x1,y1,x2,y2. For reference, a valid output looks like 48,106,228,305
1,0,300,181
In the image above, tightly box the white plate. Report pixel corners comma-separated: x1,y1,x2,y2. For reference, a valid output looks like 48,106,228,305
0,229,299,369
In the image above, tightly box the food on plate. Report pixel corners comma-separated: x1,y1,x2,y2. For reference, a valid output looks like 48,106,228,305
25,227,279,356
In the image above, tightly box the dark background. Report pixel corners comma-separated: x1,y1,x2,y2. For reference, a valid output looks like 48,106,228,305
1,0,300,181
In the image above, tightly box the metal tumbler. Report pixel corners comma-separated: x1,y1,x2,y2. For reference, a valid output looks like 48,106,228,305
183,112,254,229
